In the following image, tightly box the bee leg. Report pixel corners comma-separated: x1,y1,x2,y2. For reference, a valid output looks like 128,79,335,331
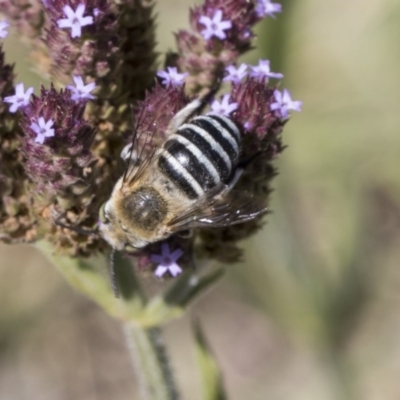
165,87,219,136
120,143,138,163
109,249,120,297
229,168,243,188
166,98,203,136
224,150,264,191
176,229,192,239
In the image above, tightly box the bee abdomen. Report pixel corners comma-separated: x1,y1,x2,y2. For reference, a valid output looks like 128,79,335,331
157,114,241,199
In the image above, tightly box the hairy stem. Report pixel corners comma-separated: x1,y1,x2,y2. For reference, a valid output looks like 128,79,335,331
125,324,181,400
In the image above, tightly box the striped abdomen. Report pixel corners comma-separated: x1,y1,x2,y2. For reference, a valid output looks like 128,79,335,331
157,113,241,199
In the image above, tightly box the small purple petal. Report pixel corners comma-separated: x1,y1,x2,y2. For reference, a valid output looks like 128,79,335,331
3,82,34,113
30,117,55,144
67,75,96,102
169,264,183,277
0,20,10,38
211,94,238,116
223,64,248,83
151,243,184,278
199,9,232,41
250,59,283,81
157,67,188,87
57,3,94,38
270,89,302,119
255,0,282,18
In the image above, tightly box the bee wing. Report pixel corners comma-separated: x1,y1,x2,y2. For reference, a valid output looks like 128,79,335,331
122,108,159,185
167,186,267,230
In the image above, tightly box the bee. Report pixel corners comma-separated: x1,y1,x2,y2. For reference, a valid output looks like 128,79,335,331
98,94,267,251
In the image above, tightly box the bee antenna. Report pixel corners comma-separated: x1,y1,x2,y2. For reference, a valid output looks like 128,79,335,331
109,248,120,298
53,219,98,236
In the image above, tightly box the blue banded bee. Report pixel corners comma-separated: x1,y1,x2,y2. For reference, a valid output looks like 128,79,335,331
98,94,267,250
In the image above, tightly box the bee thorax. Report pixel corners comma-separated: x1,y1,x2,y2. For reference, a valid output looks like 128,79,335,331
120,187,168,232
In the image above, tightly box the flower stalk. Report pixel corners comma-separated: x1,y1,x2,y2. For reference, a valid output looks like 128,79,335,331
125,325,180,400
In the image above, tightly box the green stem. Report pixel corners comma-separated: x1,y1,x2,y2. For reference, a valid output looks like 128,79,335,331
35,240,131,319
325,349,355,400
125,324,180,400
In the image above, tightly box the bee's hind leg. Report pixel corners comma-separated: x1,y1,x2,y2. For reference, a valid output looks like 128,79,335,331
165,98,204,136
165,86,220,136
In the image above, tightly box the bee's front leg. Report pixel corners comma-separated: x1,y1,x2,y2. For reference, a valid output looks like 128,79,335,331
120,143,138,163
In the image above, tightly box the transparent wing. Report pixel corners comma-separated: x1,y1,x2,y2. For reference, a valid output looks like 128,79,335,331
167,186,267,231
122,107,159,186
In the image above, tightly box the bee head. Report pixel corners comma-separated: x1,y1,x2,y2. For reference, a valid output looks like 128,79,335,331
98,201,139,250
98,186,168,250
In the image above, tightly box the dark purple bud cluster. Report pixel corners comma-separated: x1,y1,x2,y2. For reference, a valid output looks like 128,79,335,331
0,45,34,243
231,77,282,143
133,83,190,151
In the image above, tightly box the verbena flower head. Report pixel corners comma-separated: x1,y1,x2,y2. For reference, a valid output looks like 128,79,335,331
176,0,269,94
157,67,188,87
3,83,34,113
66,75,96,101
151,243,183,278
17,85,100,255
57,4,94,38
0,20,9,38
255,0,282,18
270,88,302,119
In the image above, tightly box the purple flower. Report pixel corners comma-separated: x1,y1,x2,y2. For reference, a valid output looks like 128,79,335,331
66,76,96,101
250,59,283,81
57,4,94,38
255,0,282,18
4,83,34,113
30,117,55,144
199,10,232,41
223,64,248,84
151,243,183,278
243,121,253,132
157,67,188,87
0,20,9,39
270,89,302,119
211,94,238,116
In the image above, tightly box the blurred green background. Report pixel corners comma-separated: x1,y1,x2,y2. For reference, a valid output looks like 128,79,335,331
1,0,400,399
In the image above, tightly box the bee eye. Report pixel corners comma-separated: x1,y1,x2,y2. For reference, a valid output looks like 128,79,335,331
99,203,109,224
